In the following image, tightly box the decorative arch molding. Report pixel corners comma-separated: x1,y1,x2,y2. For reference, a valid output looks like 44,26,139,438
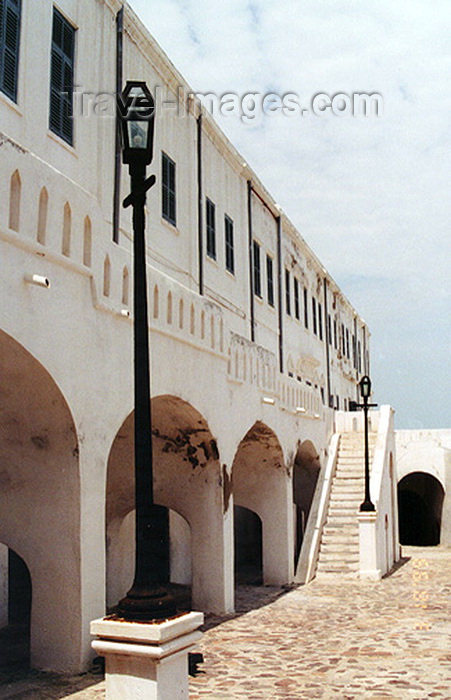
37,187,49,244
9,169,21,232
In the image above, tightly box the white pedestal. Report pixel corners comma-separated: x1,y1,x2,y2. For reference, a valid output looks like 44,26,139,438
358,511,382,580
91,612,203,700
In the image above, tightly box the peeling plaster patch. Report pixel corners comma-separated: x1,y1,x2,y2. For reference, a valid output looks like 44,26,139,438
31,435,49,450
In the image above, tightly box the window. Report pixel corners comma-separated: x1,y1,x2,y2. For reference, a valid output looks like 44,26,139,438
341,323,346,356
285,269,291,315
266,254,274,306
327,314,332,346
346,328,350,359
318,303,323,340
162,152,176,226
206,198,216,259
50,8,75,144
294,278,300,320
358,340,362,373
303,288,308,328
224,214,234,273
253,240,261,297
0,0,21,102
334,319,338,349
312,297,317,335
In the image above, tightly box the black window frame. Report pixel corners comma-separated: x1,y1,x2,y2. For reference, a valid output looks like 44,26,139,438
224,214,234,273
312,297,317,335
294,277,300,320
285,269,291,316
303,288,308,328
318,302,323,341
49,7,75,145
346,328,350,359
162,152,177,226
266,254,274,307
0,0,21,103
253,240,261,297
327,314,332,346
206,197,216,259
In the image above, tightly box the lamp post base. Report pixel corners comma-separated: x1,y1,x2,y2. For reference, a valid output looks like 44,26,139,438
359,500,376,512
117,585,177,622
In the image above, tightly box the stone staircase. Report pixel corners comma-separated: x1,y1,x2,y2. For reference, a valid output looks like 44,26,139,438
316,431,377,576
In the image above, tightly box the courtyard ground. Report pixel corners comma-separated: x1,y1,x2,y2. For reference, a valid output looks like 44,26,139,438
0,546,449,699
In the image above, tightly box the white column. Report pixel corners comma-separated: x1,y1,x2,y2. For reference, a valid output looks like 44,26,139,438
358,511,381,580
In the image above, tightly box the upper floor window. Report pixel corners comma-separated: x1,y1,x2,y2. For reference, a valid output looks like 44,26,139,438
224,214,234,273
206,198,216,259
294,278,300,320
253,240,261,297
346,328,350,358
162,152,176,226
303,287,308,328
50,8,75,145
285,269,291,315
327,314,332,345
266,254,274,307
0,0,21,102
318,302,323,341
334,319,338,349
312,297,317,335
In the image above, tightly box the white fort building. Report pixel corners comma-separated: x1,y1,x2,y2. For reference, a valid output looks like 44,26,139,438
1,0,446,676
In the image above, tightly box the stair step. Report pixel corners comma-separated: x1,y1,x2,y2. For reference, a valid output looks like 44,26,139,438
321,534,359,545
316,563,359,574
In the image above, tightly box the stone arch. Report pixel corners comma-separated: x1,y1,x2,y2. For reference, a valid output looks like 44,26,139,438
37,187,48,244
200,310,205,339
9,170,21,232
122,266,129,306
232,421,292,585
105,395,226,613
62,202,71,257
0,330,81,672
103,256,111,297
398,472,445,546
83,216,92,267
292,440,321,568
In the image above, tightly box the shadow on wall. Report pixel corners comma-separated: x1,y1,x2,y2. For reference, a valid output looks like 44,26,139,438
293,440,321,568
398,472,445,546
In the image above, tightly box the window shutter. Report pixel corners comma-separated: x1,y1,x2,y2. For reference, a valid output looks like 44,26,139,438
0,0,21,102
50,8,75,144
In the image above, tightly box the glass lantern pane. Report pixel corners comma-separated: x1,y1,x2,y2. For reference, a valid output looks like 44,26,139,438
127,120,149,150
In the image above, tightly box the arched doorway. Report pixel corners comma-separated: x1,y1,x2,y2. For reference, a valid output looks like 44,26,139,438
0,546,32,672
292,440,321,568
0,330,81,672
234,505,263,585
232,421,292,586
106,395,225,612
398,472,445,545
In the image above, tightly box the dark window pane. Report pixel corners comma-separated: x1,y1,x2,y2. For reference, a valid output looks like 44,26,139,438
0,0,21,102
49,8,75,144
162,152,176,226
294,278,300,320
303,288,308,328
266,255,274,306
253,240,261,297
285,269,290,315
225,215,234,273
206,198,216,258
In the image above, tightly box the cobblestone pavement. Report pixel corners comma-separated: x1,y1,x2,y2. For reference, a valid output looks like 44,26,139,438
0,547,449,699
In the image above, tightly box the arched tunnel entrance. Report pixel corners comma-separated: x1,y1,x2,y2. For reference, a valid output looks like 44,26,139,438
106,395,224,613
293,440,321,568
0,547,32,672
398,472,445,546
234,505,263,585
0,329,81,672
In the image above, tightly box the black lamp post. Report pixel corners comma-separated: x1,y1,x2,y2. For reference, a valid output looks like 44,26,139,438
116,81,176,621
357,375,377,512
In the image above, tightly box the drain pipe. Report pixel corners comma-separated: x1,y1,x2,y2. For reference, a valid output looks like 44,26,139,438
276,216,283,373
323,277,331,407
247,180,255,342
113,6,124,244
197,114,204,295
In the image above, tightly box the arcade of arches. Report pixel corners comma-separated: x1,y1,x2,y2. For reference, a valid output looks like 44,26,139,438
1,339,325,673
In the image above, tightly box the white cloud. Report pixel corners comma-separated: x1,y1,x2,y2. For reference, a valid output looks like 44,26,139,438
128,0,451,428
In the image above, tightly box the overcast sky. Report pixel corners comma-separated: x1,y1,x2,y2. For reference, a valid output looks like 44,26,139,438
128,0,450,429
